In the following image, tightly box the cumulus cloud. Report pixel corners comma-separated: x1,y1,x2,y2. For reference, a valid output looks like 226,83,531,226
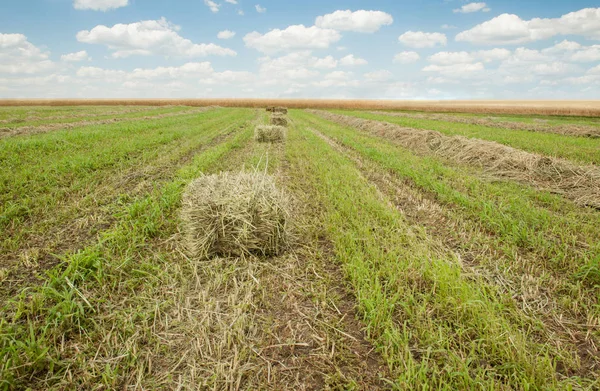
243,25,341,53
255,4,266,13
73,0,128,11
339,54,368,66
399,31,447,48
204,0,220,13
315,10,393,33
364,70,393,81
0,33,54,74
453,2,490,14
423,62,485,77
393,51,420,64
61,50,91,62
456,8,600,45
76,18,236,58
217,30,236,39
257,51,338,79
428,49,510,64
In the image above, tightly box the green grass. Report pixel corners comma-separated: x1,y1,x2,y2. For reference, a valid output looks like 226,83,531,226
285,111,594,390
0,117,256,390
296,110,600,294
2,106,194,128
336,110,600,165
2,106,599,390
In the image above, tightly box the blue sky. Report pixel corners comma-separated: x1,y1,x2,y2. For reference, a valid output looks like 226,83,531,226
1,0,600,99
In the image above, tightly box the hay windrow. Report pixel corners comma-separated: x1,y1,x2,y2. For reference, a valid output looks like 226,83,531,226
273,107,288,114
181,171,290,259
254,125,286,142
310,110,600,209
371,111,600,138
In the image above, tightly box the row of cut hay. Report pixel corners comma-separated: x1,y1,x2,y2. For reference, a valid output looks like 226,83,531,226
310,110,600,209
255,125,286,142
181,171,290,259
370,111,600,138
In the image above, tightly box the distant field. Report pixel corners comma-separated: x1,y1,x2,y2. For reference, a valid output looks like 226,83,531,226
1,105,599,390
2,98,600,116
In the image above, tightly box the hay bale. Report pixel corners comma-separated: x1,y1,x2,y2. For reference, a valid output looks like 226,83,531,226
270,115,288,127
181,171,290,259
273,107,288,114
255,125,286,142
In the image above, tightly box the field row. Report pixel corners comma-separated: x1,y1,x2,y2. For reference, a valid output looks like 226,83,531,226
0,107,599,389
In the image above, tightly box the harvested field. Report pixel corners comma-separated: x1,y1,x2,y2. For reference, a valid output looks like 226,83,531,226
2,99,600,116
311,110,600,208
1,105,599,390
371,110,600,138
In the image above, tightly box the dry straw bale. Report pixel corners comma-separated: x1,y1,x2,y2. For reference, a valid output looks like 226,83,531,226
274,107,288,114
312,110,600,209
255,125,286,142
270,114,288,127
181,171,290,259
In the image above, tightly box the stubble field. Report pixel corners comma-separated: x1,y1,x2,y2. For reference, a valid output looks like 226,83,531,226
1,104,599,390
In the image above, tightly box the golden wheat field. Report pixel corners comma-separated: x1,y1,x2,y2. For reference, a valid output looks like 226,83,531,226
1,103,600,390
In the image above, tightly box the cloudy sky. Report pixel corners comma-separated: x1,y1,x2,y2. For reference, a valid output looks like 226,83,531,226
1,0,600,99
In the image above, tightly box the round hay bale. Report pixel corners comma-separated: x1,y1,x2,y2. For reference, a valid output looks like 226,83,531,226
181,172,290,259
255,125,286,142
270,115,288,126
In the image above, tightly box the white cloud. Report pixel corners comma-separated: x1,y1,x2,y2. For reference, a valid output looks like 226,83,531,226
61,50,91,62
423,62,485,77
315,10,393,33
76,18,236,58
243,25,341,54
314,55,338,69
393,51,420,64
399,31,447,48
217,30,236,39
339,54,368,66
456,8,600,45
204,0,220,13
441,24,457,30
257,51,336,80
0,33,54,74
453,2,490,14
238,9,244,16
428,49,511,65
225,0,237,3
73,0,128,11
571,46,600,62
364,70,393,81
255,4,266,13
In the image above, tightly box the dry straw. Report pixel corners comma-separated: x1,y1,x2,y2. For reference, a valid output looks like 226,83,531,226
270,114,288,127
312,110,600,209
371,111,600,138
255,125,286,142
181,171,290,259
273,107,288,114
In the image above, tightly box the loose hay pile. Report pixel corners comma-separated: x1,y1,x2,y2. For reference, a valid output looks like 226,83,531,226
311,110,600,209
181,171,290,259
255,125,286,142
273,107,288,114
270,114,288,127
